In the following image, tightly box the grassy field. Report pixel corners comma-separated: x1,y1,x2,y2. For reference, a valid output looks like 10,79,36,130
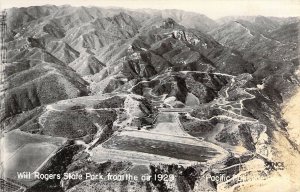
103,135,219,162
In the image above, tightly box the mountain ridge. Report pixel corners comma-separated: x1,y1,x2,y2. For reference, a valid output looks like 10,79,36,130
1,5,299,192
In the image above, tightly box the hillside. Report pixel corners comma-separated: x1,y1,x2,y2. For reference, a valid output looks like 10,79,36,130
1,5,299,192
209,19,299,62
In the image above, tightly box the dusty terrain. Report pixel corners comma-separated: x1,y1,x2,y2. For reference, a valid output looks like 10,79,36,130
221,88,300,192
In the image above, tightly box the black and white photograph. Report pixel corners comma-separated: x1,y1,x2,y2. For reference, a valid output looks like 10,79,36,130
0,0,299,191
